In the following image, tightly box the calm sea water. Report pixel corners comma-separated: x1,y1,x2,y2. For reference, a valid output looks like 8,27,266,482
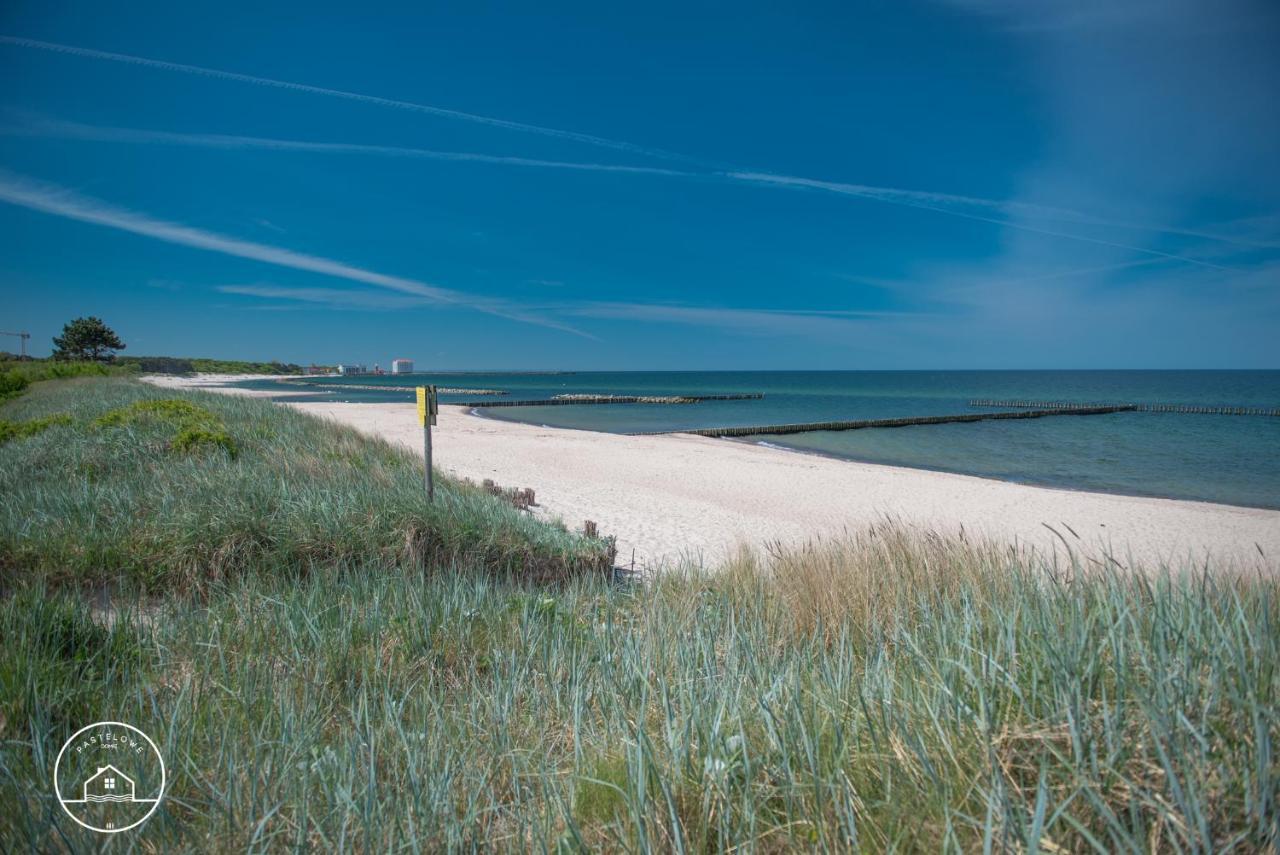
237,371,1280,509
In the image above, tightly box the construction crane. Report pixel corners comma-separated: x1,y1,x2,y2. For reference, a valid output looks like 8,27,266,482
1,330,31,358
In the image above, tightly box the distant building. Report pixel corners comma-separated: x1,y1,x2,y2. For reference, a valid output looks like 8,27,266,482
336,364,367,375
391,358,414,374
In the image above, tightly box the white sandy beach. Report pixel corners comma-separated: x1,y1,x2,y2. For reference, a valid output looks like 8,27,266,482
142,373,333,397
144,375,1280,573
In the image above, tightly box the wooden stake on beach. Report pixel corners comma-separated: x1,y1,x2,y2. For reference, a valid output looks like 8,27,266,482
417,386,438,501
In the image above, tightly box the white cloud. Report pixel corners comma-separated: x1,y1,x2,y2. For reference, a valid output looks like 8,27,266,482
0,35,692,162
2,116,689,178
0,169,593,337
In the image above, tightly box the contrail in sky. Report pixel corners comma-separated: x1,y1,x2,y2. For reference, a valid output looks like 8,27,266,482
0,34,693,163
0,168,594,338
727,172,1237,270
4,117,689,177
2,33,1268,263
5,114,1219,268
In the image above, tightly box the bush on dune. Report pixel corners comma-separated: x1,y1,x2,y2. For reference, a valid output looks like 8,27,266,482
0,360,124,401
0,413,72,444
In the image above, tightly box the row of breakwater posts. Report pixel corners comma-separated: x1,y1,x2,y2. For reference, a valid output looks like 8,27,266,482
279,382,509,395
631,405,1135,438
456,393,765,408
969,399,1280,417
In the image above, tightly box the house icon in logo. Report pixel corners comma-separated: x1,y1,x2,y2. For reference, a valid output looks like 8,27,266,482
83,765,136,803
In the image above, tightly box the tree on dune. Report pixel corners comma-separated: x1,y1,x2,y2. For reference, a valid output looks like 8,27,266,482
51,316,126,363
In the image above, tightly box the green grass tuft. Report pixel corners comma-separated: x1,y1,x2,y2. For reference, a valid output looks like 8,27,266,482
92,397,240,457
92,397,219,428
0,413,72,444
170,424,239,457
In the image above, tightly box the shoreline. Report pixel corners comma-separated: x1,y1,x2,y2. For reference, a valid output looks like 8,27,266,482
142,375,1280,572
726,435,1280,513
469,402,1280,513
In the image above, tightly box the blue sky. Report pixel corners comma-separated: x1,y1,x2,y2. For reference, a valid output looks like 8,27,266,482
1,0,1277,369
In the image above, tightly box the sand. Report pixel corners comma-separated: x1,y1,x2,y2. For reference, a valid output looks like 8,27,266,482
297,404,1279,575
143,375,1280,573
141,373,332,398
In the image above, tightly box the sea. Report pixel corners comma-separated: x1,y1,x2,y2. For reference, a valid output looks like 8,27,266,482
233,370,1280,510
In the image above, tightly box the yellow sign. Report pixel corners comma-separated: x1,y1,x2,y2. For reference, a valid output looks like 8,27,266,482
417,386,438,426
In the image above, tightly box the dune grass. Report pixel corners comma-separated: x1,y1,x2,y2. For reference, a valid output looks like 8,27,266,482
1,530,1276,851
0,377,613,591
0,377,1276,851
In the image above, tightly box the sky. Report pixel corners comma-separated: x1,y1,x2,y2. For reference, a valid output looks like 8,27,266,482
1,0,1277,369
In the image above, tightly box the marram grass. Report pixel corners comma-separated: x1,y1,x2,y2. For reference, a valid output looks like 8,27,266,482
0,377,613,591
1,378,1276,852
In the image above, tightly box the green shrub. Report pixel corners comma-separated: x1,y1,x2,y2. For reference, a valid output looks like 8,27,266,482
0,413,72,444
0,370,28,400
93,397,219,428
93,398,237,458
171,425,239,458
0,360,129,403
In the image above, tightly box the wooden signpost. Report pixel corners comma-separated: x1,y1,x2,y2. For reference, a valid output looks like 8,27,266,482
416,385,438,501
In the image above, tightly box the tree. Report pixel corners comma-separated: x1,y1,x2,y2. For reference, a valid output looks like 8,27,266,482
51,317,126,362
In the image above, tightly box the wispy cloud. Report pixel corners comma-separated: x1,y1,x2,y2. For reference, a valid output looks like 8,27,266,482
5,26,1273,268
2,116,690,178
10,112,1266,269
217,284,432,309
0,168,592,337
0,35,693,163
725,172,1241,269
729,171,1280,252
561,301,926,337
214,284,930,339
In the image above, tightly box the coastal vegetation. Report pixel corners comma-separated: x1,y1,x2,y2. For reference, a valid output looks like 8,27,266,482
50,316,126,363
0,358,122,401
117,355,329,375
1,375,1276,851
0,377,612,592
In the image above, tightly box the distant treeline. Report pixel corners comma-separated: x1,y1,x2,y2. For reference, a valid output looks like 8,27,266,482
0,352,331,379
116,356,332,375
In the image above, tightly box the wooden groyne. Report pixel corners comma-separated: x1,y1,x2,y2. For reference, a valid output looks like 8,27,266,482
280,382,508,395
459,393,764,408
970,399,1280,416
634,405,1133,437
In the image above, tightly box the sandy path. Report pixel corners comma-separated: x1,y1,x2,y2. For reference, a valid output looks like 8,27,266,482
290,401,1278,574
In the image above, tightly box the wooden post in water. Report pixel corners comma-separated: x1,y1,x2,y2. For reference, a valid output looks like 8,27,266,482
417,385,438,501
